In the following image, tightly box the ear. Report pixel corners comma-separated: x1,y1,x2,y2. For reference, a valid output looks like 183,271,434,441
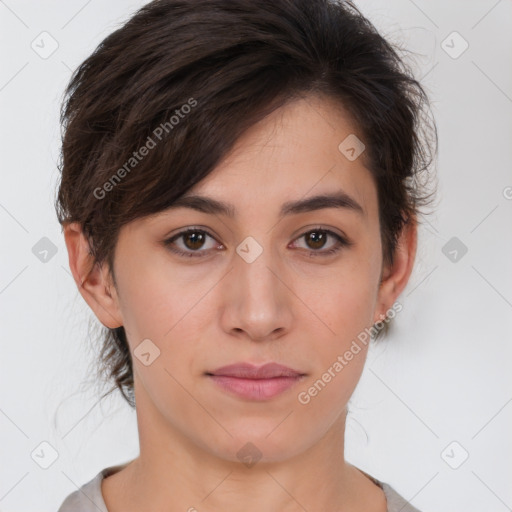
63,222,123,329
373,215,417,324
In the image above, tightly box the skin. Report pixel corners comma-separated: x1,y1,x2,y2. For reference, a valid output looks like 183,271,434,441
64,93,417,512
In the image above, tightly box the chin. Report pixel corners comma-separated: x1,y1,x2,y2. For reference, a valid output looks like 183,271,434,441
196,420,312,467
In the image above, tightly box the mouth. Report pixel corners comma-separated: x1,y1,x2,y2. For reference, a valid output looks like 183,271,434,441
205,362,307,401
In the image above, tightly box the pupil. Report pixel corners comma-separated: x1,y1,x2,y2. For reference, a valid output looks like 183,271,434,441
186,232,204,250
308,231,325,249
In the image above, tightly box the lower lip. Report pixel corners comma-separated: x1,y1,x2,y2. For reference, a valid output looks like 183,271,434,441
208,375,304,400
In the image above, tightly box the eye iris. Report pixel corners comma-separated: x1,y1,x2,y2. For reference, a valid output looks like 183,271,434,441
184,231,205,250
307,231,326,250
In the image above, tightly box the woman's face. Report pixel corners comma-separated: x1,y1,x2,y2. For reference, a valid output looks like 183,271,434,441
77,94,413,464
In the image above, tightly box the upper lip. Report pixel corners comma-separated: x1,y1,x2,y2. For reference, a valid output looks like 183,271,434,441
207,362,305,379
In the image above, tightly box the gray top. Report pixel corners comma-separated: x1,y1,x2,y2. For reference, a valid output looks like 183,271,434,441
57,462,421,512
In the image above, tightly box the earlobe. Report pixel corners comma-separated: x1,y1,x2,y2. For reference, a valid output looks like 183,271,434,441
63,222,123,329
373,217,417,324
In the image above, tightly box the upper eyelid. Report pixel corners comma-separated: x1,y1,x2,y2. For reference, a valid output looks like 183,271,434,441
168,227,219,243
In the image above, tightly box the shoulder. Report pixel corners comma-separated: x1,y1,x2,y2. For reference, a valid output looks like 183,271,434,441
56,461,132,512
358,467,422,512
56,470,108,512
380,481,422,512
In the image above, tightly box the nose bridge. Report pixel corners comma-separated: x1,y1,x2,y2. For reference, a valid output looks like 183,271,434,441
236,237,276,293
235,234,281,303
224,233,292,339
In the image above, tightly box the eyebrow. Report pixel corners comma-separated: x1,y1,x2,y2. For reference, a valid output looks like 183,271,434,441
167,190,365,218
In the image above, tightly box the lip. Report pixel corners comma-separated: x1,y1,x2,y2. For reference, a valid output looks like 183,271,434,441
208,362,304,379
206,362,306,400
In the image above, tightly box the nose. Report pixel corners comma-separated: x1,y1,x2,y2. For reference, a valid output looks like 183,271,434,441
219,240,294,342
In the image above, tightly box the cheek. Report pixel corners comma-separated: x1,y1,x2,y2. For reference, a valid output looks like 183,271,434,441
115,253,205,341
290,250,379,401
301,282,373,391
115,254,220,392
117,261,211,415
293,272,374,426
297,256,380,343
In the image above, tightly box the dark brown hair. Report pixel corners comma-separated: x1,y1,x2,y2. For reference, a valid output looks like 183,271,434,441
55,0,437,408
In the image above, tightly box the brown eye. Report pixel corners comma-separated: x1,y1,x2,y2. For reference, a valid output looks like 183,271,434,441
292,228,351,257
164,228,220,258
304,230,328,250
183,231,207,250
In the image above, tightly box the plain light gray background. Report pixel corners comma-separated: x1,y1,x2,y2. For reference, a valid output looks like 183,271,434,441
1,1,511,511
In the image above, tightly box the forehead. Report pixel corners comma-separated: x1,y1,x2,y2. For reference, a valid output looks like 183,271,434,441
182,95,377,222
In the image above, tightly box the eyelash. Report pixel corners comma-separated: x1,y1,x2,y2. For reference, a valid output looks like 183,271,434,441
163,226,352,259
